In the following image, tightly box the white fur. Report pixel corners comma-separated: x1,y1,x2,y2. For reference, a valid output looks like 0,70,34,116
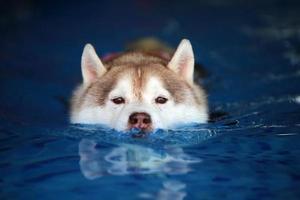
71,76,208,131
71,40,208,131
141,77,208,128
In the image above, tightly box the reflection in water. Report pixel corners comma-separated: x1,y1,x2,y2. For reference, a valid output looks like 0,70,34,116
157,180,187,200
139,180,187,200
78,139,201,199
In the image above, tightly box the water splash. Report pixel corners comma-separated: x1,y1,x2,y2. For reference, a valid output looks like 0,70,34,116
57,123,222,146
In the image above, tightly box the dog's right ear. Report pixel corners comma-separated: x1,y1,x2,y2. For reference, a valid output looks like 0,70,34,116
81,44,106,85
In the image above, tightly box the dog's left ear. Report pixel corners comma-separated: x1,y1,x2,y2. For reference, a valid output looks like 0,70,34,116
167,39,194,85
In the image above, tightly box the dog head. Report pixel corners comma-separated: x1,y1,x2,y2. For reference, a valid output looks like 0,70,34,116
70,39,208,132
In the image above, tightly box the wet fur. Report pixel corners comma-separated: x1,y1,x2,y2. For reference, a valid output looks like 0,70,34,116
70,40,208,131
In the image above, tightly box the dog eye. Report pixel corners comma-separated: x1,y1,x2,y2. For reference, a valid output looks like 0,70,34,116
111,97,125,104
155,97,168,104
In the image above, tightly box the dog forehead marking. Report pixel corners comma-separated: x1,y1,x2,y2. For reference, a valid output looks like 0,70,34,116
132,67,144,100
137,67,142,78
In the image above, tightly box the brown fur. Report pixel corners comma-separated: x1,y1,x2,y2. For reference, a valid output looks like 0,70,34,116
105,52,203,105
71,52,206,112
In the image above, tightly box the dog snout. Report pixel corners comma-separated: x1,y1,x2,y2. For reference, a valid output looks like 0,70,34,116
128,112,152,130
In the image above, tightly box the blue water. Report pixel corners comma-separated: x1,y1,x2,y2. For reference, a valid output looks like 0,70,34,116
1,0,300,199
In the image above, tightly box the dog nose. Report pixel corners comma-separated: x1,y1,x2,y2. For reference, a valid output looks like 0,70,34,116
128,112,152,130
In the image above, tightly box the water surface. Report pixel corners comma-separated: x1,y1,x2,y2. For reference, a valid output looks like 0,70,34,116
1,0,300,199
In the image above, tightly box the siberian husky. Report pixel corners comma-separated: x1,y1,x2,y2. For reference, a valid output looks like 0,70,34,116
70,38,208,132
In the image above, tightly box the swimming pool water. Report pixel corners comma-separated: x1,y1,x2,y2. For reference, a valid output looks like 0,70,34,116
1,0,300,199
